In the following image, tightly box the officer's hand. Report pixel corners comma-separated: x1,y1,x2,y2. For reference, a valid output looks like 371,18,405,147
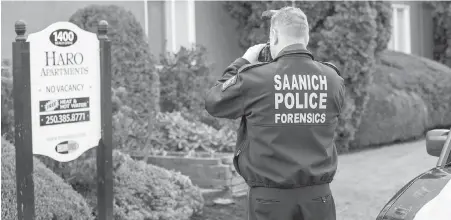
242,44,267,63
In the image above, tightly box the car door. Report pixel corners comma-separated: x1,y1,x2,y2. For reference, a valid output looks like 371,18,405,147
412,165,451,220
412,137,451,220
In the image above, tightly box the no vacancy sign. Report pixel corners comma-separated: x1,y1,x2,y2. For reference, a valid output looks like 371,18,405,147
26,22,101,162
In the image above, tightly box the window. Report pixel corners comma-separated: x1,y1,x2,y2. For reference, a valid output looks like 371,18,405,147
164,0,196,53
388,4,411,54
143,0,149,37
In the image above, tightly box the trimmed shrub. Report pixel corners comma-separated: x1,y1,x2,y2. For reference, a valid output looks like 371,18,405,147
1,138,93,220
353,51,451,148
156,45,240,139
181,110,240,142
156,111,236,153
353,85,428,147
130,43,238,153
158,45,214,112
112,102,162,154
112,109,236,154
69,4,160,114
70,150,204,220
224,1,392,152
376,51,451,127
429,2,451,68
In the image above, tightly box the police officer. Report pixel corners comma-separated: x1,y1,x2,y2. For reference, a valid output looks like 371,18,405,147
205,6,345,220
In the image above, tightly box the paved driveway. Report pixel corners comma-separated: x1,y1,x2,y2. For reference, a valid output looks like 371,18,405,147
331,140,438,220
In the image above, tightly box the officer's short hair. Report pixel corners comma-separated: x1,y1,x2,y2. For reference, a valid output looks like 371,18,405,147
270,7,309,39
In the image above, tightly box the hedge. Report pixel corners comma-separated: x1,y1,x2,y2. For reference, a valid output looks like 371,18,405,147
69,150,204,220
1,60,13,142
352,84,428,148
156,45,240,137
223,1,392,152
155,111,236,153
69,4,160,114
1,138,93,220
112,108,236,154
158,45,214,112
352,51,451,148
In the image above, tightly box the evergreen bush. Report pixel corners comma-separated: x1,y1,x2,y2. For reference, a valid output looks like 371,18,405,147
69,150,204,220
353,51,451,147
1,59,13,142
69,4,160,114
158,45,214,112
1,138,93,220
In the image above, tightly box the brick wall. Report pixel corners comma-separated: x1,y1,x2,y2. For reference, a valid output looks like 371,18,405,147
130,152,248,197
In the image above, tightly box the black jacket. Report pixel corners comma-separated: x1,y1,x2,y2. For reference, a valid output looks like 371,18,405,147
205,44,345,188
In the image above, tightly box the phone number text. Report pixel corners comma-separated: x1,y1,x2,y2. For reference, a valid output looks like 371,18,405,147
40,111,90,126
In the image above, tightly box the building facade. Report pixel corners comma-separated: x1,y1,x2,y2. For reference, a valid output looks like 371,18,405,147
1,1,434,73
388,1,434,59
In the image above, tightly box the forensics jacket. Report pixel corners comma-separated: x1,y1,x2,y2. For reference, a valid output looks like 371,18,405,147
205,44,345,188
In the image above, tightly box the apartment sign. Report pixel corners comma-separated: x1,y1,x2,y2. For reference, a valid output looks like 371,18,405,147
27,22,101,162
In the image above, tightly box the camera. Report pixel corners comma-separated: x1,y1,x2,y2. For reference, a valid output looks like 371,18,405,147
257,10,277,63
257,42,272,62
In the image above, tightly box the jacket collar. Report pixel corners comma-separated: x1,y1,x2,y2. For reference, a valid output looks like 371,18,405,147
273,44,314,61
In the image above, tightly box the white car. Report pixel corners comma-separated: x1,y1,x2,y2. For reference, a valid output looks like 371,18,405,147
376,129,451,220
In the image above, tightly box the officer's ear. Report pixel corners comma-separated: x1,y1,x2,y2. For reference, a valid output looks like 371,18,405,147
304,34,309,46
270,28,278,46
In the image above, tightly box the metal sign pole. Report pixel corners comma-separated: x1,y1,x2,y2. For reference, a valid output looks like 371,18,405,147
13,20,36,220
96,20,114,220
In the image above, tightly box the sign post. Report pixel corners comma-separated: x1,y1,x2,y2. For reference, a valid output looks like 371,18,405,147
13,20,35,220
13,20,113,219
97,20,114,220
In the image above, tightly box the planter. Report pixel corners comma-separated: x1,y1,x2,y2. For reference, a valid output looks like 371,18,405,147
130,151,248,197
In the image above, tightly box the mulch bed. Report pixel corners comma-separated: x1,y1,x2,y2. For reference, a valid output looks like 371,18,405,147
191,189,247,220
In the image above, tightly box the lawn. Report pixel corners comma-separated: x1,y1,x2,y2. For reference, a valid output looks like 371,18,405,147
192,140,438,220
